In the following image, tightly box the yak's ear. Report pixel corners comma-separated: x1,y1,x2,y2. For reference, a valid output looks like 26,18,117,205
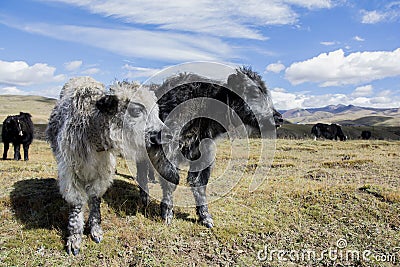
96,95,119,115
19,112,32,118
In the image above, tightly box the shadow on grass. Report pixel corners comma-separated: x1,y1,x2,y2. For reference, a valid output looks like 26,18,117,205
10,177,192,233
10,178,68,233
104,178,192,222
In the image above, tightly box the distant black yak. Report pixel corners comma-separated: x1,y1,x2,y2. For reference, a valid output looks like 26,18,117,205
138,66,280,228
311,123,346,141
2,112,34,160
361,130,372,140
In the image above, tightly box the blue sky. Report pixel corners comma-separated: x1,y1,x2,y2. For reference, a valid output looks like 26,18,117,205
1,0,399,109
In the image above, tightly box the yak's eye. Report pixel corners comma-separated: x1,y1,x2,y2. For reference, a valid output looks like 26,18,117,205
128,103,146,117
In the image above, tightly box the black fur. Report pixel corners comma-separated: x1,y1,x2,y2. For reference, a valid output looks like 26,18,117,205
2,112,34,160
138,67,279,227
95,95,119,115
361,130,371,140
311,123,346,141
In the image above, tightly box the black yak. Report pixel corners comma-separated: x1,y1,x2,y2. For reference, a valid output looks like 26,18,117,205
2,112,34,160
361,130,372,140
311,123,346,141
138,67,279,228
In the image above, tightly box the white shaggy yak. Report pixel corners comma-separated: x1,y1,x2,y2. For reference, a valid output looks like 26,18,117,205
46,77,163,255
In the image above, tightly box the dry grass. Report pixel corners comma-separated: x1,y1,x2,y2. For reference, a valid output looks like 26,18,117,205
0,95,56,124
0,139,399,266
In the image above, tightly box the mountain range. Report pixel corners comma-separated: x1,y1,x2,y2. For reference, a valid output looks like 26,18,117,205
281,104,399,126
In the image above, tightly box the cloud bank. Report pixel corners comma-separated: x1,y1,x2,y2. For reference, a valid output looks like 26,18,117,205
46,0,334,40
285,48,400,87
0,60,65,86
271,87,400,110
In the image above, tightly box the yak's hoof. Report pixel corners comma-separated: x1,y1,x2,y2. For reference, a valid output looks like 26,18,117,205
197,206,213,228
90,224,103,244
164,215,173,225
92,236,101,243
201,217,214,228
161,203,173,225
66,234,82,256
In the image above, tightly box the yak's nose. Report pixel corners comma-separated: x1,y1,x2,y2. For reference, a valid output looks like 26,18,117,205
149,129,173,145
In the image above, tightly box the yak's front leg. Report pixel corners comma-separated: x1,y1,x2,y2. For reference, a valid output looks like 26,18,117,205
149,146,180,224
160,178,178,225
158,161,179,225
188,166,214,228
23,143,30,161
66,204,84,255
136,160,150,207
13,143,21,160
88,196,103,243
2,142,9,160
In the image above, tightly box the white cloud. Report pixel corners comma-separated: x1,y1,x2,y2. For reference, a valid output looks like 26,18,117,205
360,3,400,24
284,0,332,9
122,65,161,79
3,21,233,62
353,36,364,42
361,10,387,24
81,67,100,75
265,62,286,73
271,88,306,110
0,60,65,86
271,88,400,110
352,85,373,97
285,48,400,86
320,41,336,46
44,0,334,40
64,60,82,71
272,87,287,93
0,86,27,95
0,85,61,98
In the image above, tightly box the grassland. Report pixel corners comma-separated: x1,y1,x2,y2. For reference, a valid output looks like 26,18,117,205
0,139,399,266
0,95,56,124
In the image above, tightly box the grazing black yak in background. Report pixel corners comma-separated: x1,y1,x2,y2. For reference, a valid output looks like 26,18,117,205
361,130,372,140
311,123,346,141
2,112,34,160
138,66,279,228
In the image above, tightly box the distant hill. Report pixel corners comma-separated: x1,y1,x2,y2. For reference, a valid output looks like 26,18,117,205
0,95,57,124
281,104,400,126
1,95,399,141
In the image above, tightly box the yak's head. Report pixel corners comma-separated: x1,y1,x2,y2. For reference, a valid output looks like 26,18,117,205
109,81,167,160
226,67,277,136
3,115,22,136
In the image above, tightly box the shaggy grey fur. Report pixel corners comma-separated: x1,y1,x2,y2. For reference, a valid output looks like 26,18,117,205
46,77,163,255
